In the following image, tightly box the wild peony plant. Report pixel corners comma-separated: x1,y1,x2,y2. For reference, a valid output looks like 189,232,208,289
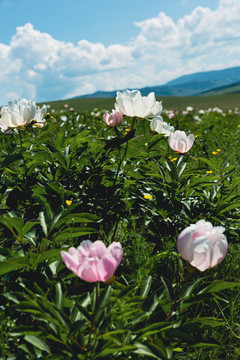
168,130,195,153
177,220,228,271
61,240,123,282
0,98,47,132
115,89,162,119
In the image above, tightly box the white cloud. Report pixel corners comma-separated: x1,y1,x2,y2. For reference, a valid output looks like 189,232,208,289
0,0,240,104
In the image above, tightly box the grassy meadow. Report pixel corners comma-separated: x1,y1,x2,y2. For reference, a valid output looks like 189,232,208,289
41,93,240,112
0,93,240,359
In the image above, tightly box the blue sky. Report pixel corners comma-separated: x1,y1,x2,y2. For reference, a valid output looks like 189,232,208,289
0,0,239,103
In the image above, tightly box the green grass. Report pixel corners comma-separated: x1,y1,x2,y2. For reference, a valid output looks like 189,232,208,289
39,94,240,112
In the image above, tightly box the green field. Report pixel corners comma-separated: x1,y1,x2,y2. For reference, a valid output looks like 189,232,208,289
40,93,240,112
1,97,240,359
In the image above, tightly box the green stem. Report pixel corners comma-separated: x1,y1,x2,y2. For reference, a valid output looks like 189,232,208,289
18,130,27,175
85,282,100,359
112,117,136,189
166,271,192,319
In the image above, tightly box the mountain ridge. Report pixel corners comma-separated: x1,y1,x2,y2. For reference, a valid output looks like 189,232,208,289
74,66,240,99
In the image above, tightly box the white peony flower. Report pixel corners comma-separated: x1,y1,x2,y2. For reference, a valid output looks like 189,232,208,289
168,130,195,153
114,90,162,119
0,98,47,132
150,117,174,137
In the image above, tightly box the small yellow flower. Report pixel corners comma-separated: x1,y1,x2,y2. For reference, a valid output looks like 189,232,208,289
194,135,199,138
125,128,130,132
212,151,218,156
171,157,178,162
216,149,221,152
144,194,153,200
238,125,240,128
206,170,213,174
66,200,72,206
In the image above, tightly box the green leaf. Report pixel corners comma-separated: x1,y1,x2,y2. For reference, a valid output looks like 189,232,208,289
134,343,161,359
98,285,112,309
9,326,43,337
198,157,220,172
50,212,98,231
49,206,65,231
36,249,61,264
0,257,30,276
180,278,202,300
54,227,97,241
140,275,152,298
97,345,136,357
188,175,220,189
181,317,225,331
39,210,49,236
22,221,39,236
53,152,67,169
0,215,24,236
24,335,51,353
55,132,65,148
32,151,53,164
217,202,240,214
136,322,174,338
75,302,91,322
198,280,239,294
55,282,66,310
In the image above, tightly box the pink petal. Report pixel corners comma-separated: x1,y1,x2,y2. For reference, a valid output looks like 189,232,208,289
188,238,212,271
78,262,101,282
108,242,123,266
90,241,107,258
97,255,117,281
78,240,93,257
210,234,228,268
177,225,197,261
61,250,79,275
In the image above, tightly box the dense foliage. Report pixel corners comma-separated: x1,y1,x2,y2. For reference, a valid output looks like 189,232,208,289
0,102,240,359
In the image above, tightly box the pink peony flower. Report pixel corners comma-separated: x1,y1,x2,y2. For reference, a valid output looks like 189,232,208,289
103,110,123,127
168,130,195,153
61,240,123,282
177,220,228,271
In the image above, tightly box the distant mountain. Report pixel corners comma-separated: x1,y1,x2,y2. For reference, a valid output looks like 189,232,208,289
165,66,240,86
74,66,240,98
199,81,240,96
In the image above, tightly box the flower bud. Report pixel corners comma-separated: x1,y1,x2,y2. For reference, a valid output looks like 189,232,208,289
103,110,123,127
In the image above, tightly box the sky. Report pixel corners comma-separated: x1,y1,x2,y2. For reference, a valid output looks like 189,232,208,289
0,0,240,104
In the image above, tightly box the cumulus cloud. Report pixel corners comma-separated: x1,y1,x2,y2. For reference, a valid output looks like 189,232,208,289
0,0,240,104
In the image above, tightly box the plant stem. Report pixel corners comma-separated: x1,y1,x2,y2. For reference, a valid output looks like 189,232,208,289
112,117,136,189
85,282,100,359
